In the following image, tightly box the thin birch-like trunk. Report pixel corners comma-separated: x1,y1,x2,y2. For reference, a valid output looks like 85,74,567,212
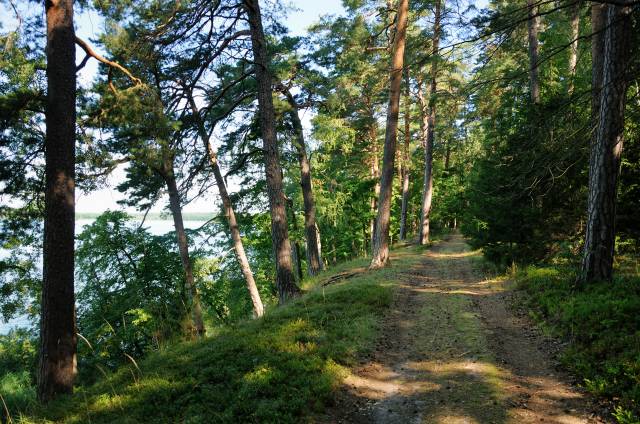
567,0,581,94
399,70,411,241
186,93,264,317
165,171,205,336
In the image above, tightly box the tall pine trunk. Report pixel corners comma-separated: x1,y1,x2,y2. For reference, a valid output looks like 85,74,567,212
369,121,380,253
39,0,77,403
283,89,323,275
418,0,442,246
244,0,300,303
399,70,411,241
567,0,581,94
527,0,541,104
186,93,264,317
591,3,606,124
578,4,632,285
164,171,205,336
370,0,410,269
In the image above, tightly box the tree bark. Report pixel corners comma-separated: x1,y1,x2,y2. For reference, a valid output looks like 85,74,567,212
417,77,434,245
164,171,205,336
567,0,581,94
527,0,541,104
591,3,606,124
185,93,264,318
283,89,323,275
370,0,410,269
286,197,304,282
244,0,300,303
369,121,380,253
418,0,442,246
578,4,632,285
399,70,411,241
39,0,77,403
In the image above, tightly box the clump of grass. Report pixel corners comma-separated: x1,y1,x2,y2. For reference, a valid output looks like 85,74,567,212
516,266,640,422
1,371,36,420
17,247,423,424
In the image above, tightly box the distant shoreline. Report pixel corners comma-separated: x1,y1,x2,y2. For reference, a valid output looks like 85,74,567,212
76,212,215,221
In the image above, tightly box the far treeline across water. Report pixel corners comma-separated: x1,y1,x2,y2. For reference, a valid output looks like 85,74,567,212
75,212,215,222
1,0,639,423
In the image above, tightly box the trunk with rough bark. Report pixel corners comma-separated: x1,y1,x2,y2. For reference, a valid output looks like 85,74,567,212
578,4,632,285
39,0,77,403
567,0,581,94
527,0,541,104
283,89,323,275
418,0,442,246
164,171,205,336
591,3,606,122
286,197,304,282
399,70,411,241
369,121,380,252
370,0,409,269
186,93,265,317
244,0,300,303
417,77,434,245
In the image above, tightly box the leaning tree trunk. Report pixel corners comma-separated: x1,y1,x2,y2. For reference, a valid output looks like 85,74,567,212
283,89,323,275
370,0,410,269
244,0,300,303
527,0,541,104
39,0,77,403
578,4,632,285
567,0,581,94
399,70,411,241
164,171,205,336
186,93,264,317
418,0,442,246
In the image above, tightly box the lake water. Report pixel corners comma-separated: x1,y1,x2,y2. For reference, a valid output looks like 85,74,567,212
0,219,207,335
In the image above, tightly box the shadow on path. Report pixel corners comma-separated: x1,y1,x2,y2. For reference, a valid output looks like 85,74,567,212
324,233,604,424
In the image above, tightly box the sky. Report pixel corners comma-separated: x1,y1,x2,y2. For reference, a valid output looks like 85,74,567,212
72,0,346,213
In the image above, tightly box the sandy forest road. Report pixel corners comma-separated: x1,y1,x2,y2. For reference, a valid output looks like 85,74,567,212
327,233,605,424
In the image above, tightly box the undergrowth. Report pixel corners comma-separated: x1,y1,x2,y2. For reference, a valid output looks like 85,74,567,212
11,246,423,424
516,266,640,423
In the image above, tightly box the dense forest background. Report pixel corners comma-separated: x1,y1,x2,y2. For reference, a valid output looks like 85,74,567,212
1,0,639,422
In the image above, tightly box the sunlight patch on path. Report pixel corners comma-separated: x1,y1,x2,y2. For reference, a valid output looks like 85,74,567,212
329,233,599,424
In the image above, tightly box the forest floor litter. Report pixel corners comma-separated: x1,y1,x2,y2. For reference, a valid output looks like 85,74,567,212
323,232,607,424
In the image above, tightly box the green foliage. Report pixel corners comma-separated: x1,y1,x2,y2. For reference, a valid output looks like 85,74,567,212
0,330,37,417
517,266,640,421
0,329,36,375
75,211,190,380
1,371,36,416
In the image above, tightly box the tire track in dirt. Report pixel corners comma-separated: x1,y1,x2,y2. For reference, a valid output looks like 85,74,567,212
325,233,606,423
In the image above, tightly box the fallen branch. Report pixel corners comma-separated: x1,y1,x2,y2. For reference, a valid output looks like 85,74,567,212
321,271,361,287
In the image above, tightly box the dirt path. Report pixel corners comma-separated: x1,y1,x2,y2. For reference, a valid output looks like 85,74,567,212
327,233,605,424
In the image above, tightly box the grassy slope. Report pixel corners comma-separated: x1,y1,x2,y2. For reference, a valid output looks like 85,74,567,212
17,247,425,424
515,265,640,423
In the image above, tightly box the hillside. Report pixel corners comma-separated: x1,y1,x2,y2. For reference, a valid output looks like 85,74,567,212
16,235,620,423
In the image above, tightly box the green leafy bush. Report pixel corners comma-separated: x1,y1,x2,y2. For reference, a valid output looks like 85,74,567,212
517,266,640,421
